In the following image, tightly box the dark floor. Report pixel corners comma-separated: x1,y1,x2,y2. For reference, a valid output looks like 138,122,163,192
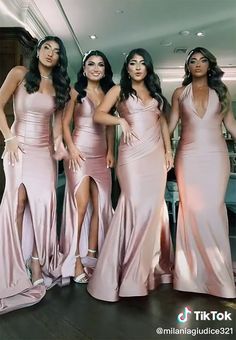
0,183,236,340
0,274,235,340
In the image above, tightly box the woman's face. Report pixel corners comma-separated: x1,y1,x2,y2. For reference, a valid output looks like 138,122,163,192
38,40,60,68
83,55,105,81
127,54,147,82
188,52,209,78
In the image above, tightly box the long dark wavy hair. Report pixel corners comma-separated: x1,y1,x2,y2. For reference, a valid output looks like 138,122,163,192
75,50,115,103
24,36,70,110
183,47,229,114
120,48,170,113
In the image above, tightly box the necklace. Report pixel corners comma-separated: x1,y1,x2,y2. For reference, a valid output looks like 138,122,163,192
40,73,52,80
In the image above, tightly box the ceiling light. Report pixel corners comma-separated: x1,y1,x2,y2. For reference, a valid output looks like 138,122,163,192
160,40,172,47
179,30,190,36
173,47,187,54
89,35,97,40
115,9,124,14
196,32,205,37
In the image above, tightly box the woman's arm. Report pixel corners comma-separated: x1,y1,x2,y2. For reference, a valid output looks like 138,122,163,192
94,85,121,126
160,115,173,171
52,108,69,160
94,85,138,144
62,88,85,171
106,125,115,168
223,94,236,140
168,87,182,135
0,66,27,165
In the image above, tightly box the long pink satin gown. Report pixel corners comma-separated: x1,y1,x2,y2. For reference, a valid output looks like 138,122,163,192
0,83,62,314
60,96,113,278
174,84,236,298
87,96,173,302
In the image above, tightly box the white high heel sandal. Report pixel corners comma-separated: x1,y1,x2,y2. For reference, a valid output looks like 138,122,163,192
31,256,44,286
73,255,89,284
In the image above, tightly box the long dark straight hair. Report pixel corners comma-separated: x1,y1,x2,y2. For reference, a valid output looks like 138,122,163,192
75,50,115,103
120,48,170,113
24,36,70,110
183,47,229,114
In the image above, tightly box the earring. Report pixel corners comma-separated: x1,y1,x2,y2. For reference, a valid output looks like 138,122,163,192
36,52,39,58
83,71,86,77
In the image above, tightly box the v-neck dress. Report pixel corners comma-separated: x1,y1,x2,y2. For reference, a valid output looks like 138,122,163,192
87,95,173,302
174,84,235,298
0,83,62,314
60,96,113,278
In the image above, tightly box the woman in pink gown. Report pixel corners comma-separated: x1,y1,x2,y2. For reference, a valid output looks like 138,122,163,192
169,47,236,298
87,48,174,302
0,36,70,314
60,50,115,284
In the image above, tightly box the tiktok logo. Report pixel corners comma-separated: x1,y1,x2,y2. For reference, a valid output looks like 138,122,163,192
177,307,192,323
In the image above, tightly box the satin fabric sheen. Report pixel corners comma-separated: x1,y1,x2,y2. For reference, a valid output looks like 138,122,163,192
0,83,62,314
87,96,173,302
174,84,236,298
60,97,113,277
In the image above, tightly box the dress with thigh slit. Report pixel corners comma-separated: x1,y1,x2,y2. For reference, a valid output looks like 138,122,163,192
87,96,173,302
0,83,62,314
60,96,113,278
173,84,236,298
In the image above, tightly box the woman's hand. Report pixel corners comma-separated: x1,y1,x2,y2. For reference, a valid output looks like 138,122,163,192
53,136,69,160
106,150,115,168
119,118,139,145
68,145,86,172
2,137,25,166
165,151,174,171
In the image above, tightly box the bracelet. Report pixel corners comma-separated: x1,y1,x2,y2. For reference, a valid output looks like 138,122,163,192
4,136,16,142
166,150,172,154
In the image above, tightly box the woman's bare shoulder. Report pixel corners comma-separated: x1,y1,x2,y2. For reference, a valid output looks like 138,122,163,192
108,84,120,94
7,66,28,85
173,86,185,98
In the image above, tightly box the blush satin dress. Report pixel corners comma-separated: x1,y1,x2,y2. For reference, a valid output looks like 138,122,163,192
87,96,173,302
0,83,62,314
174,84,236,298
60,96,113,278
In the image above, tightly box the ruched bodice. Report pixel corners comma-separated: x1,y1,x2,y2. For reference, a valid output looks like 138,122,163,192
117,97,162,165
87,95,173,302
12,83,55,147
118,97,161,138
72,97,107,156
178,84,227,153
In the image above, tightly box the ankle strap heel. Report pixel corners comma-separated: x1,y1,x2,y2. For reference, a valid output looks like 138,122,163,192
88,249,96,254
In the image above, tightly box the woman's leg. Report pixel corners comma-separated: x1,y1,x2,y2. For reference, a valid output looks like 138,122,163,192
17,184,42,283
74,177,90,277
16,184,28,243
88,179,99,258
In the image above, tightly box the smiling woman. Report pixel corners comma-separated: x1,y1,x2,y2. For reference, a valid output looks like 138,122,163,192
60,50,115,284
0,35,70,314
